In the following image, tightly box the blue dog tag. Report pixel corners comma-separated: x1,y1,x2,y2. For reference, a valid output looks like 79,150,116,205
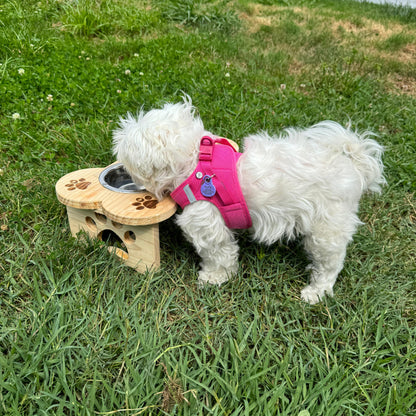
200,175,216,197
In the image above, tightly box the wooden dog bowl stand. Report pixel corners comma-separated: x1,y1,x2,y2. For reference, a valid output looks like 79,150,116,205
56,165,177,272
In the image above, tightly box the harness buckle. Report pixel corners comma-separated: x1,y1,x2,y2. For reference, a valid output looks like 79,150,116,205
199,136,214,161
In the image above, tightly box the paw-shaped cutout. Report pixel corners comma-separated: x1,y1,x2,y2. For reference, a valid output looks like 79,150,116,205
132,195,158,210
65,178,91,191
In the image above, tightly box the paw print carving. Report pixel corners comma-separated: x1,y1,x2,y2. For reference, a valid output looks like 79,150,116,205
65,178,91,191
132,195,158,210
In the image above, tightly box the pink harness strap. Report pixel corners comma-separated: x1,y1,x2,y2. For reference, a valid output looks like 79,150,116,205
171,136,252,229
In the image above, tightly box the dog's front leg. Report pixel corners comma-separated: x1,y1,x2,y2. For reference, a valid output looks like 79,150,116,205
176,202,239,286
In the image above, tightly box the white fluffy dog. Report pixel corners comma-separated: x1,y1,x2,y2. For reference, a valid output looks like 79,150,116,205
112,98,385,304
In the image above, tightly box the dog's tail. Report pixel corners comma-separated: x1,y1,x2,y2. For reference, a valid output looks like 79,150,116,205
308,121,386,193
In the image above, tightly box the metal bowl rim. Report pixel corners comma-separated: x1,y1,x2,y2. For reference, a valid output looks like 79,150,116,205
98,163,145,194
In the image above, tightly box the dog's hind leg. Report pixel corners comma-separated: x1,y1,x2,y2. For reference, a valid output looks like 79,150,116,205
300,216,358,304
176,202,239,286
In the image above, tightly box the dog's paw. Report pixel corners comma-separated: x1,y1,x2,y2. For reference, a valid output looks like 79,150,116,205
197,270,230,287
301,285,333,305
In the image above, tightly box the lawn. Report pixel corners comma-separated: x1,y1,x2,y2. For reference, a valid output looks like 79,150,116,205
0,0,415,415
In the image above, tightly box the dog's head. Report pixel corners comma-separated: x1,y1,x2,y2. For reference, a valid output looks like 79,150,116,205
112,98,206,199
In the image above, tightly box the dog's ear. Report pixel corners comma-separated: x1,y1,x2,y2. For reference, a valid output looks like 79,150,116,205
112,113,138,154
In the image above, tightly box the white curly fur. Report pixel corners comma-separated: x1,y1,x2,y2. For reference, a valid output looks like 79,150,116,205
113,98,385,304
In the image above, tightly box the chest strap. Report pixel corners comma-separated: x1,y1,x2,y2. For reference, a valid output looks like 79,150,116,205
171,136,252,229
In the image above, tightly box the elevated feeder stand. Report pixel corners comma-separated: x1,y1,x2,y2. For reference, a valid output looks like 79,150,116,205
55,163,177,272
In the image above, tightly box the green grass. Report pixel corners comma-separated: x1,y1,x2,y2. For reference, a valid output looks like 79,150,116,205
1,0,416,414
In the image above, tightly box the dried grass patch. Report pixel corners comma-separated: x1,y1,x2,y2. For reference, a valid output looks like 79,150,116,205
331,18,405,41
237,2,416,95
239,4,276,33
388,74,416,96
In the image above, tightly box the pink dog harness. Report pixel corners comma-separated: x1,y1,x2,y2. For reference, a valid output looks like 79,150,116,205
171,136,252,229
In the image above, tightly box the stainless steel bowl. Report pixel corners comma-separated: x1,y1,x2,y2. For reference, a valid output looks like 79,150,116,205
99,163,146,193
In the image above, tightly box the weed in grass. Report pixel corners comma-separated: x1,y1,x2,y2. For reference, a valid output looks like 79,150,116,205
156,0,240,31
59,0,162,38
61,0,109,36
